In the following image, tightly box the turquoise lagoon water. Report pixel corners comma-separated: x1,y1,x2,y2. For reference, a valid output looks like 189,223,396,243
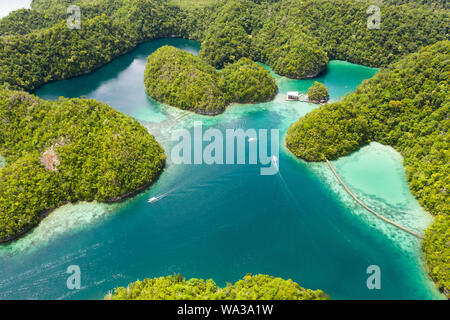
0,38,443,300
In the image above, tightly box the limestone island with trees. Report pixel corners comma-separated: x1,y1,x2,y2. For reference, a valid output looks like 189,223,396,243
144,46,278,115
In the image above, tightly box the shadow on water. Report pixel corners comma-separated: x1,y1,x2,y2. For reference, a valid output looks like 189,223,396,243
34,38,200,102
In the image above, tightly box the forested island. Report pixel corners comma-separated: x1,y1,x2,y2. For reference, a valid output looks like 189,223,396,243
0,86,165,242
144,46,277,114
105,274,330,300
286,41,449,296
0,0,448,92
0,0,448,298
307,82,329,104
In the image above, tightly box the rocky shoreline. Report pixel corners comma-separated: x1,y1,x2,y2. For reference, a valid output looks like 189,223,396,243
298,93,328,105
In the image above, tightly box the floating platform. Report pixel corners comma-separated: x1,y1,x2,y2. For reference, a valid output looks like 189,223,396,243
285,92,309,102
285,91,299,101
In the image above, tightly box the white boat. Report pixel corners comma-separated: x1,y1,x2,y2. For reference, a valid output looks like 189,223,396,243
148,197,158,203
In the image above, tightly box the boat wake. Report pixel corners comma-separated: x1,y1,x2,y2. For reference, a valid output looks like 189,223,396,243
148,190,171,203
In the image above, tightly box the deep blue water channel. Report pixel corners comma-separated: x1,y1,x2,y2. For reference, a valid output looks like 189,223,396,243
0,38,442,300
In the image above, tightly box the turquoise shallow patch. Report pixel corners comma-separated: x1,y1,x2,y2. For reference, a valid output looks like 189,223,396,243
0,38,442,300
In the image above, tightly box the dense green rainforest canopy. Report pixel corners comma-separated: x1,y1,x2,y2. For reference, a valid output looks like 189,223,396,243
0,87,165,242
144,46,277,114
0,0,448,91
286,41,450,296
307,81,329,103
0,0,448,297
106,274,330,300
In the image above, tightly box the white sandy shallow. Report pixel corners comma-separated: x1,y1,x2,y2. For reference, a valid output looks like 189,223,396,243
306,142,433,253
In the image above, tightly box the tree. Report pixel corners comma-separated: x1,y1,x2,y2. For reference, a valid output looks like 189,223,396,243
307,81,329,103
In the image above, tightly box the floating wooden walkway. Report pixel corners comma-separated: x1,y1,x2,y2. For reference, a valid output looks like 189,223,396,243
325,159,424,239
